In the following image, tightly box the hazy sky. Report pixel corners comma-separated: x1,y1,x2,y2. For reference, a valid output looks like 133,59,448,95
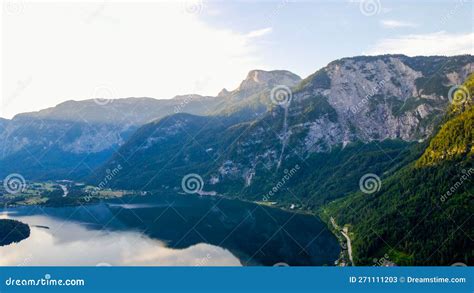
1,0,473,118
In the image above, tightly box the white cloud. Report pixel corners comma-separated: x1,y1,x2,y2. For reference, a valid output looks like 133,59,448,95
381,19,418,29
366,31,474,56
1,2,268,118
245,27,273,38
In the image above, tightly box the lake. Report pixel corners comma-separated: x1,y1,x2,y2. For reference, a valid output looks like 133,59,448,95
0,194,340,266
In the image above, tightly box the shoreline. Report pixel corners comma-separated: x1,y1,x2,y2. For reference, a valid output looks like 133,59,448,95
2,190,346,266
204,193,348,266
318,209,354,266
0,218,31,247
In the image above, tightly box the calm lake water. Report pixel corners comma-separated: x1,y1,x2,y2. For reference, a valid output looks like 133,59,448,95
0,194,339,266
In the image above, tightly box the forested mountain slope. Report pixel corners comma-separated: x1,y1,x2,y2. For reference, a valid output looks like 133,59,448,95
323,73,473,265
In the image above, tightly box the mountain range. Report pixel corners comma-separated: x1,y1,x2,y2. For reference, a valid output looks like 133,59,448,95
0,69,301,179
0,54,472,265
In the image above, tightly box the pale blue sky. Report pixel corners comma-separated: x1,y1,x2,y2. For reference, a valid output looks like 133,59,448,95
1,0,472,118
200,0,473,77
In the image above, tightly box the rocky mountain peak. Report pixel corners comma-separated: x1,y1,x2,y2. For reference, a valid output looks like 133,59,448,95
237,70,301,93
217,88,230,97
217,70,302,103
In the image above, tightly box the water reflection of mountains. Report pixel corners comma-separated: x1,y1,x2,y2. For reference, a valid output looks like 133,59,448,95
3,194,339,266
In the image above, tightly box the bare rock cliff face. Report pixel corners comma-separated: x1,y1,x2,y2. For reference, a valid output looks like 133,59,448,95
290,56,472,152
213,55,473,182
